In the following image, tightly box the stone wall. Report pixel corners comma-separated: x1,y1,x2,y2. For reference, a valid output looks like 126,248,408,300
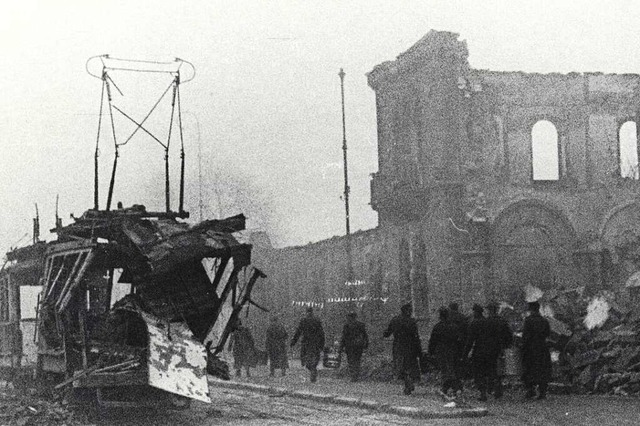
253,30,640,341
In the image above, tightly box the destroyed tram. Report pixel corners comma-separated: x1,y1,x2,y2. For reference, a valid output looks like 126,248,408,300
0,56,265,407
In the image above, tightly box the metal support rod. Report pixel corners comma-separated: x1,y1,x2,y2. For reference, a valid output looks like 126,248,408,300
106,151,118,212
94,79,105,210
207,265,242,344
165,77,178,212
177,84,186,214
165,150,170,212
105,75,119,211
339,68,354,283
214,268,266,354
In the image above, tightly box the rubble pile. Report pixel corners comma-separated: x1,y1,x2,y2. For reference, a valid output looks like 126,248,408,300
0,386,91,426
543,288,640,396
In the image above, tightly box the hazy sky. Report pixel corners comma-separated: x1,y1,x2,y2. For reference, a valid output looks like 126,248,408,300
2,0,640,255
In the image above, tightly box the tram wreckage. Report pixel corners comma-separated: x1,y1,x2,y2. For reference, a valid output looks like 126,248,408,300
0,56,265,407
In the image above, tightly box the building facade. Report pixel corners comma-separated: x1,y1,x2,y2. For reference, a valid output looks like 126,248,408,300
252,30,640,343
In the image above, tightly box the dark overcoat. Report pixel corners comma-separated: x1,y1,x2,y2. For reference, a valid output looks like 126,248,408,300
428,320,460,382
266,322,289,369
291,316,325,369
521,312,552,385
449,310,469,356
467,314,513,375
340,320,369,353
384,314,422,380
230,326,255,369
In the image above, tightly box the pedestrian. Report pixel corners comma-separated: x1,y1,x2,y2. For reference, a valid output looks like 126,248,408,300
383,303,422,395
266,315,289,377
428,307,462,398
228,319,256,378
338,312,369,382
521,301,552,400
448,302,469,382
486,302,513,398
465,304,492,401
291,307,325,383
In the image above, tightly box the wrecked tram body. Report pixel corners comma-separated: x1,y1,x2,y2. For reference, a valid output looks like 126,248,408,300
2,207,264,407
0,55,265,407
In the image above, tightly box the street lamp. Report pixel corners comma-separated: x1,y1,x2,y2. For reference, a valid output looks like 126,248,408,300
339,68,354,304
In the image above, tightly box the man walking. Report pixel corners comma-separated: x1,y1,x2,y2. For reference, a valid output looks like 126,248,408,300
485,302,513,398
291,307,325,383
266,315,289,377
429,307,463,398
521,301,552,400
448,302,469,383
338,312,369,382
465,304,492,401
383,303,422,395
228,319,256,378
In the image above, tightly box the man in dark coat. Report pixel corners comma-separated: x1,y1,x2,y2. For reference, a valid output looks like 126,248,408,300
429,307,463,398
383,303,422,395
291,307,325,382
448,302,469,382
466,304,496,401
339,312,369,382
486,302,513,398
266,315,289,377
228,319,256,377
521,301,552,399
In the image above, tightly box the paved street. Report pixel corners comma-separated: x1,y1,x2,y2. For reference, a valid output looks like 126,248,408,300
3,362,628,425
194,365,640,426
85,386,431,426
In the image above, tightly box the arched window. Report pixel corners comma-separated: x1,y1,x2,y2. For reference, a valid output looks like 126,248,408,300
531,120,560,181
619,121,638,179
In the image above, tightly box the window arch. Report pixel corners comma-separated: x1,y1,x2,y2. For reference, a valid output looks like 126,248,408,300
531,120,560,181
619,121,638,179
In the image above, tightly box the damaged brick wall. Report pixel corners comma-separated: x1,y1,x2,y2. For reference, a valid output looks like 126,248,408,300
248,227,428,352
369,30,640,318
253,30,640,343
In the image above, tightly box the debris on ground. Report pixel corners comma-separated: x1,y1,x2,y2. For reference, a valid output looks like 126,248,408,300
0,383,92,426
540,288,640,396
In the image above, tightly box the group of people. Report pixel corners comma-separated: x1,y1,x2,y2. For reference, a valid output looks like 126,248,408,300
289,306,370,383
228,300,552,402
229,307,369,384
227,316,291,378
384,300,551,400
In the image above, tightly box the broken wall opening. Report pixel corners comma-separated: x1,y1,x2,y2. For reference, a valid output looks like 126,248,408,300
531,120,560,181
619,121,638,179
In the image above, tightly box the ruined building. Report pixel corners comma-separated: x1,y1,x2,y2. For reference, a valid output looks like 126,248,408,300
253,30,640,341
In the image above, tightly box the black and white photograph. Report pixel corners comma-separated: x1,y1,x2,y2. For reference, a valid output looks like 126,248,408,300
1,1,640,425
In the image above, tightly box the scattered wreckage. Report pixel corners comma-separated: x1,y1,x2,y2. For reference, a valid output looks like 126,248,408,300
500,285,640,396
0,55,266,408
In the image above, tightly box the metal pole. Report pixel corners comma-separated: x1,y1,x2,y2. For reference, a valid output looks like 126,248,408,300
339,68,354,286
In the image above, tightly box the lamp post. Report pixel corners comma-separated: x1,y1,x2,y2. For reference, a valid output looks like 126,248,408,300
339,68,354,303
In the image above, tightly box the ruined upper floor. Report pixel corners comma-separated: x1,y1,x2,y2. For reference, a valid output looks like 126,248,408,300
368,30,640,222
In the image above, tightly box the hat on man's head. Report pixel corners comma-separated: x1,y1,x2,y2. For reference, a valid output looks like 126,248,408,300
347,312,357,318
528,301,540,312
472,303,484,314
401,303,412,314
306,306,313,313
438,306,449,320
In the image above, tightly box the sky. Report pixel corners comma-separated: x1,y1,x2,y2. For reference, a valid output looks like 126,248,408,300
2,0,640,255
